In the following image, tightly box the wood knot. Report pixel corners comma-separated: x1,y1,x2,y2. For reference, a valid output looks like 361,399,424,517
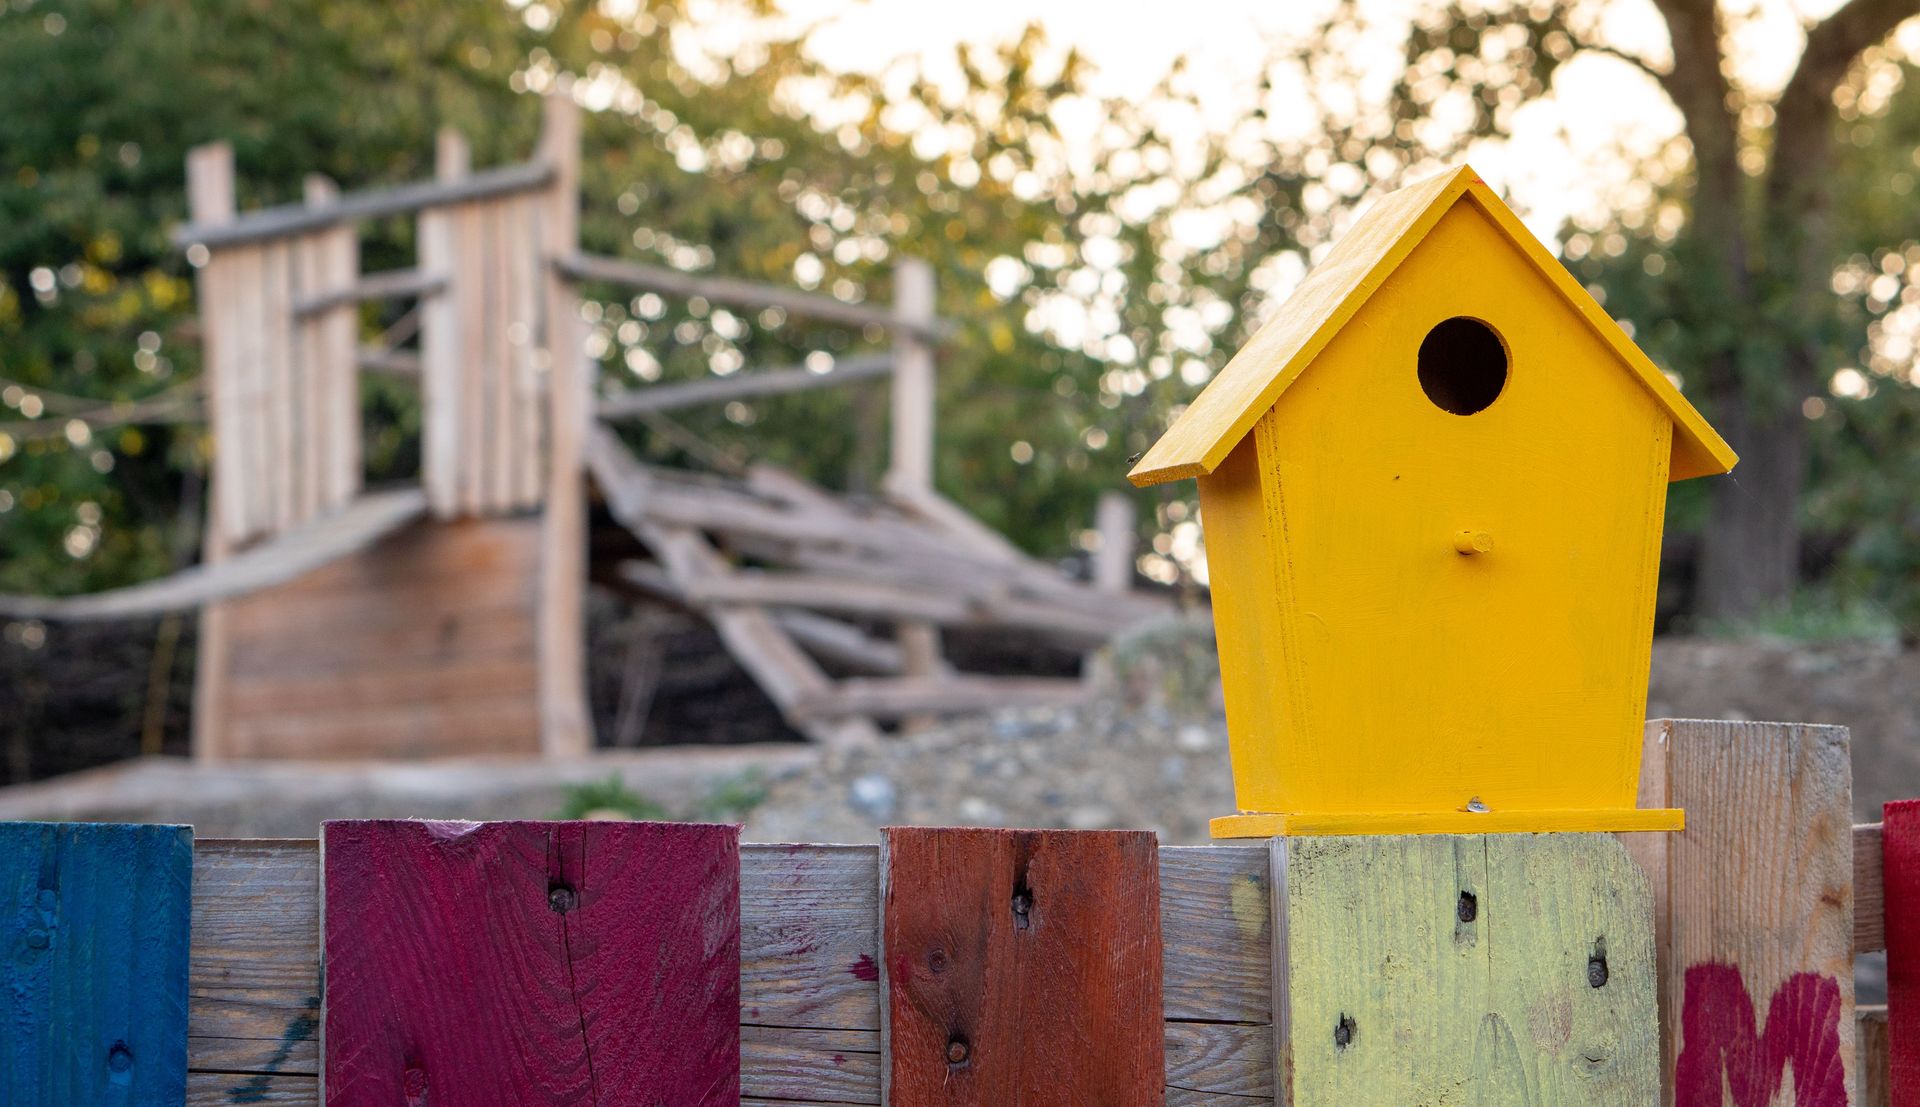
1334,1014,1356,1049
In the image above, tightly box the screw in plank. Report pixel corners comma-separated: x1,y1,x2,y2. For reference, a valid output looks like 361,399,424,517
946,1037,970,1065
1011,889,1032,930
107,1043,133,1074
548,884,577,914
24,928,49,950
1588,938,1609,988
1456,891,1477,923
1333,1014,1356,1049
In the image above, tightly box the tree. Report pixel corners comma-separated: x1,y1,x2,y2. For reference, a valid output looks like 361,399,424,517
1241,0,1918,620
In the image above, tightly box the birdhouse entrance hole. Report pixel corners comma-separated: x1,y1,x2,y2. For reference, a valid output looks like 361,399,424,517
1417,317,1508,415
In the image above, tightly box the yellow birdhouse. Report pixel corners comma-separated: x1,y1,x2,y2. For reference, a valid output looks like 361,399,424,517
1130,166,1737,838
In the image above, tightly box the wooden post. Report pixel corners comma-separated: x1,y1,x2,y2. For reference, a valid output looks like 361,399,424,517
1627,719,1855,1105
535,88,592,757
879,828,1165,1104
1269,832,1659,1105
887,257,935,495
419,129,468,518
321,820,740,1105
186,143,236,761
1093,490,1136,593
1,822,193,1106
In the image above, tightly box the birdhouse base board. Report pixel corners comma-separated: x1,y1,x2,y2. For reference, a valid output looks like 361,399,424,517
1210,807,1685,838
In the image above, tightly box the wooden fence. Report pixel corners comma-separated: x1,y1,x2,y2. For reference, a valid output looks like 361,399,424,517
0,719,1895,1104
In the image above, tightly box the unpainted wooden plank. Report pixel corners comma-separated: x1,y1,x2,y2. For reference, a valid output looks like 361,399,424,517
416,197,459,516
188,1071,316,1106
880,827,1165,1105
189,840,321,1076
1861,1006,1890,1107
1277,833,1657,1106
224,698,541,761
321,820,740,1105
262,238,297,533
536,90,592,758
511,194,545,507
2,822,193,1106
1159,845,1271,1024
223,657,537,716
1636,719,1855,1106
1859,821,1886,955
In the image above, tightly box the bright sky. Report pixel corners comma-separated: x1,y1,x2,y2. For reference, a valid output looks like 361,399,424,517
766,0,1862,242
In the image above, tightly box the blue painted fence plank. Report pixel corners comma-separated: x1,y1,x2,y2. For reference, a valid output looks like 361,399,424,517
1,822,193,1106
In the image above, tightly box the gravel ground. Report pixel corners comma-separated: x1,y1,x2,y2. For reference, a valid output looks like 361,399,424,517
747,617,1920,843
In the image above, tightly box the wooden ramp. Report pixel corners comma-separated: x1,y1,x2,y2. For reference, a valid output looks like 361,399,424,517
586,425,1172,746
0,489,426,621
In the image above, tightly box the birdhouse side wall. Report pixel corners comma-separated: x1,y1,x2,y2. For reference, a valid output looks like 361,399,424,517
1229,199,1674,822
1196,433,1301,814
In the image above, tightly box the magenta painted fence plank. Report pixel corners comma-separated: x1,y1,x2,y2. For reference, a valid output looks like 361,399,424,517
321,819,740,1107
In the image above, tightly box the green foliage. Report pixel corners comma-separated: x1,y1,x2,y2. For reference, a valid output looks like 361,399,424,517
689,770,770,822
549,770,768,822
551,774,668,821
1700,587,1902,645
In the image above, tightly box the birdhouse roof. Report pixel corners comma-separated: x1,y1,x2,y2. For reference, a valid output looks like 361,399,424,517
1128,165,1738,487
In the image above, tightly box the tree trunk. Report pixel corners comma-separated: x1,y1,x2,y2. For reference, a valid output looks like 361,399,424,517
1693,402,1807,621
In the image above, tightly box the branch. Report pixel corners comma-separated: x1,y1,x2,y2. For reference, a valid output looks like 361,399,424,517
1783,0,1917,108
1771,0,1916,193
1571,38,1674,88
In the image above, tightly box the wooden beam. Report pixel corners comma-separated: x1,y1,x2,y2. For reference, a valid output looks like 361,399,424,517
597,353,894,417
535,90,592,758
556,252,944,341
792,675,1091,721
1094,490,1138,593
291,268,446,317
186,141,238,761
887,257,937,493
173,160,553,251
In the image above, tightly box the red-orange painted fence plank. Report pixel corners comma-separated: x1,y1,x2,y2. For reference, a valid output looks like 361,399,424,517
880,827,1165,1105
321,819,740,1107
1885,800,1920,1101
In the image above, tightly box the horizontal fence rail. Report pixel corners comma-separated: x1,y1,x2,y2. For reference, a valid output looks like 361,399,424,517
174,161,555,251
556,252,947,341
597,353,895,417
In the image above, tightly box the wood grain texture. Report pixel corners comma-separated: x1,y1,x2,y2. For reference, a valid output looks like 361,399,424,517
2,822,193,1106
1634,719,1855,1106
192,840,1269,1103
1275,833,1657,1106
1860,1007,1889,1107
321,820,739,1106
212,515,541,760
1858,823,1885,954
1883,802,1920,1101
880,827,1165,1106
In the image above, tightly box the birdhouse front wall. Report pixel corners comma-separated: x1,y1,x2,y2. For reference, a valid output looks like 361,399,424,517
1203,197,1674,823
